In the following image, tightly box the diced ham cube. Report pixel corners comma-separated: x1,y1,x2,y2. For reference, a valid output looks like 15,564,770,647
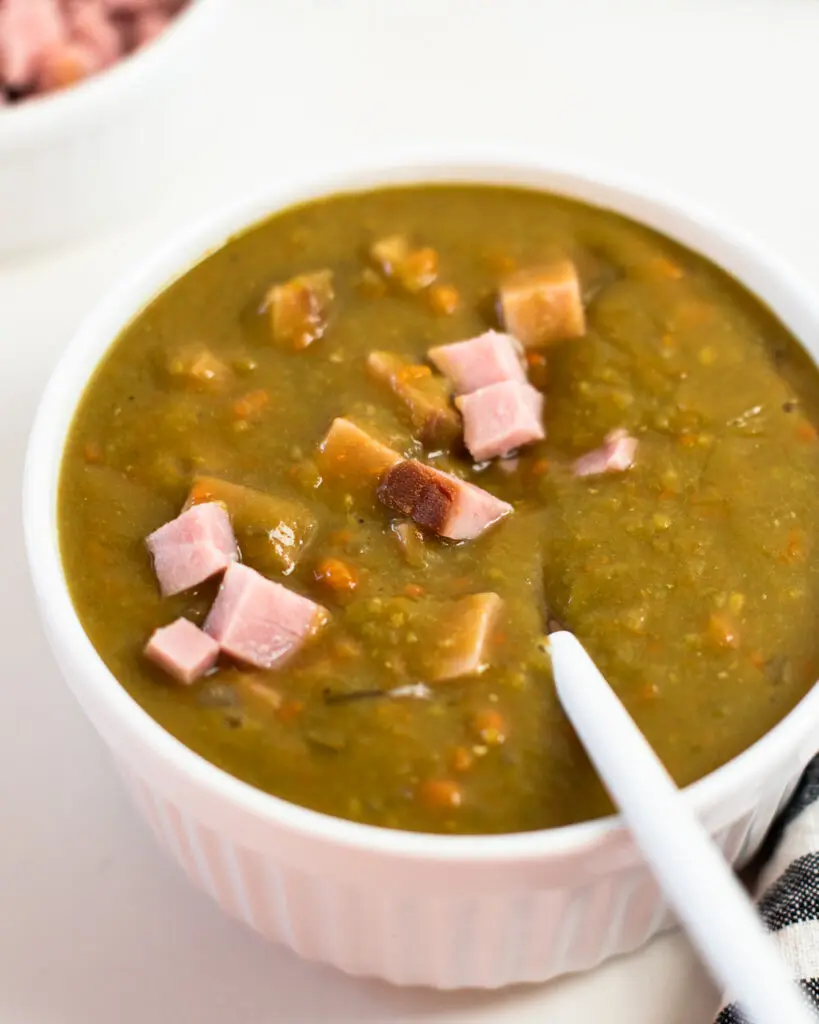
428,331,526,395
204,563,327,670
377,459,513,540
317,417,401,486
426,593,503,682
0,0,67,87
499,260,585,347
573,429,638,477
366,351,460,448
65,0,123,69
266,269,334,351
144,617,220,684
370,235,439,293
166,345,231,389
456,381,545,461
146,501,238,597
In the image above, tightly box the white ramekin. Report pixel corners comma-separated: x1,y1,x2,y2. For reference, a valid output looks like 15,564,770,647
0,0,227,253
23,155,819,989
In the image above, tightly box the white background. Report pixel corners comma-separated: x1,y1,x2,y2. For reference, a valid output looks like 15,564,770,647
3,1,818,1020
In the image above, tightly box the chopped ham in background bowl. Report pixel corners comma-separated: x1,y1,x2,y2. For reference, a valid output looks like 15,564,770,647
0,1,191,105
0,0,226,251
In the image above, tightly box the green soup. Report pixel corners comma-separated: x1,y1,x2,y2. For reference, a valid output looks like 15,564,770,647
59,185,819,835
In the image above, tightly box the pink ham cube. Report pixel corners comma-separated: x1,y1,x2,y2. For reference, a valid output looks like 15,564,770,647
0,0,67,87
573,429,638,477
428,331,526,395
146,501,238,597
205,563,327,670
456,381,545,461
144,617,220,684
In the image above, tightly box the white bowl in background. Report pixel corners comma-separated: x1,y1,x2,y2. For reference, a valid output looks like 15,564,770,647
0,0,227,253
23,155,819,988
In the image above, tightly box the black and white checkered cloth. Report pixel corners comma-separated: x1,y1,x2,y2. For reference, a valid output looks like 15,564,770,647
716,757,819,1021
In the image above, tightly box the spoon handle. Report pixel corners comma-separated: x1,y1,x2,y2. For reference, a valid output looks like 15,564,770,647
549,630,813,1024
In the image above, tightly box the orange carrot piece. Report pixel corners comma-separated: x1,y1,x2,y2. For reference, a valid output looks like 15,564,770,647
749,651,766,670
708,611,741,650
277,698,304,724
232,389,270,421
314,557,358,594
417,779,463,810
83,440,103,464
472,709,507,745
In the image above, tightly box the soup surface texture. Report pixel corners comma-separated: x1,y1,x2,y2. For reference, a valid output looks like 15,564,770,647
59,185,819,834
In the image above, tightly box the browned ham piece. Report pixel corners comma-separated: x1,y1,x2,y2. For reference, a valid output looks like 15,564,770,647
366,351,460,449
499,260,585,347
377,459,512,540
265,270,334,351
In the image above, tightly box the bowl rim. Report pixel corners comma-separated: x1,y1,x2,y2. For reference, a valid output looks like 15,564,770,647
24,150,819,865
0,0,225,150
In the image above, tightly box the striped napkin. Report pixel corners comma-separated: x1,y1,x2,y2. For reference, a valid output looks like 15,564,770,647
716,757,819,1021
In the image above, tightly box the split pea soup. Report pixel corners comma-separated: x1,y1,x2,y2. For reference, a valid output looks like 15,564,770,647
59,185,819,835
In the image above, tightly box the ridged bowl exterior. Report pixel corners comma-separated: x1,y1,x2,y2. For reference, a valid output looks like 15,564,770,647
114,759,801,988
25,156,819,990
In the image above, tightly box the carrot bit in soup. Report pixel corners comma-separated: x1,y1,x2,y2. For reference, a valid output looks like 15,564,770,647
749,650,767,670
417,778,463,810
315,557,358,594
83,440,103,464
472,709,507,745
232,389,270,421
277,698,304,724
708,611,741,650
782,529,806,563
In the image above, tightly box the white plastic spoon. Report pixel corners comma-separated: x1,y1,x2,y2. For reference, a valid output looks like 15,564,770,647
549,629,814,1024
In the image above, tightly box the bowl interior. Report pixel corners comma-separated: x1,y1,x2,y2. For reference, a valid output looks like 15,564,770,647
23,154,819,862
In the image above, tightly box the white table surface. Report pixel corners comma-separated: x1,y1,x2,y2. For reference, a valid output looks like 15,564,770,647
3,1,819,1020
